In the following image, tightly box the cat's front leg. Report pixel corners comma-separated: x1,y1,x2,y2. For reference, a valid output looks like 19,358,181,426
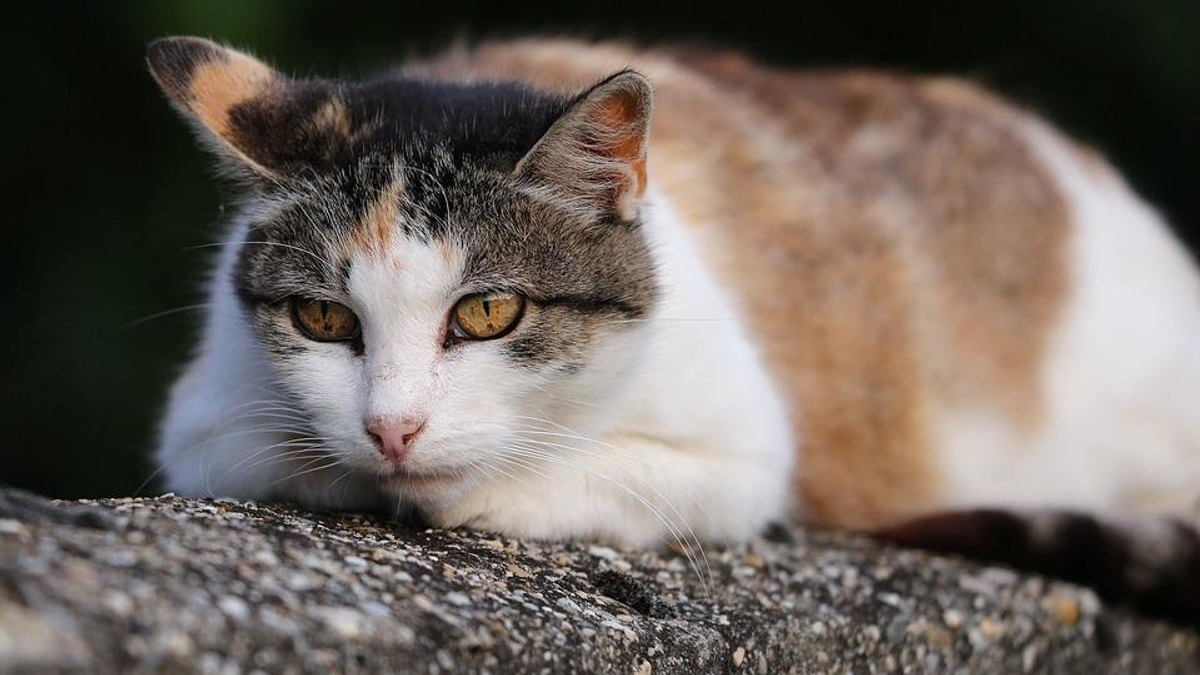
428,433,791,548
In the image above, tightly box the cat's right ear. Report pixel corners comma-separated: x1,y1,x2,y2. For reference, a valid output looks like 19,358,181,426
147,37,348,182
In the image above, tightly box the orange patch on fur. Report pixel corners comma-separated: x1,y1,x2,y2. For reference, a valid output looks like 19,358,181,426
350,179,403,258
414,40,1073,528
311,98,353,140
185,53,275,140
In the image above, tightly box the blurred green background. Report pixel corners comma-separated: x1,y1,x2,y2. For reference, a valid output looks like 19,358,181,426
3,1,1198,498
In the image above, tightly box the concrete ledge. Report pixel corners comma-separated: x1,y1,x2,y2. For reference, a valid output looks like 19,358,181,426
0,489,1196,674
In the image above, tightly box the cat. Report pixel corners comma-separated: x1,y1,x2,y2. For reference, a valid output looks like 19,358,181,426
149,36,1200,622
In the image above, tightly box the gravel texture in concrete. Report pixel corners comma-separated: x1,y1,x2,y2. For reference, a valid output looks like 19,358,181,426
0,488,1197,674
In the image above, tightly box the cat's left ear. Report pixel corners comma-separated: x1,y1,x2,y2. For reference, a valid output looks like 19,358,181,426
515,70,652,221
147,36,349,181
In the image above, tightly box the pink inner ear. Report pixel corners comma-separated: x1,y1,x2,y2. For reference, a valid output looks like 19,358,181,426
592,93,649,198
512,71,655,218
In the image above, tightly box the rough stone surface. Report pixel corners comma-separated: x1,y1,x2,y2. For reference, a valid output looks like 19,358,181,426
0,488,1197,675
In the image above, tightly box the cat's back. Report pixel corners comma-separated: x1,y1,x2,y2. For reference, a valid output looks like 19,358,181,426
417,39,1200,527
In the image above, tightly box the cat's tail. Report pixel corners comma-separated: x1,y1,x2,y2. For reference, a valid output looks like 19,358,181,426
874,509,1200,626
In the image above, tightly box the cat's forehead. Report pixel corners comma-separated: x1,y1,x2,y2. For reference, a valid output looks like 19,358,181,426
236,161,653,311
242,72,569,251
229,74,573,181
345,76,570,169
261,152,536,256
235,159,529,298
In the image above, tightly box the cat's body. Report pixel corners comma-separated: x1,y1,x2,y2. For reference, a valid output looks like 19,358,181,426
151,37,1200,607
424,41,1200,529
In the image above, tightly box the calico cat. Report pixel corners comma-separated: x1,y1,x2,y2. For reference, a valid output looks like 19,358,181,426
148,37,1200,621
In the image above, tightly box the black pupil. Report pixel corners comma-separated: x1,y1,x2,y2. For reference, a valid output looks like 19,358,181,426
481,296,492,316
317,301,341,335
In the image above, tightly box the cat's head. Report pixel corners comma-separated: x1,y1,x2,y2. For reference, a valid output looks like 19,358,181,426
148,37,659,508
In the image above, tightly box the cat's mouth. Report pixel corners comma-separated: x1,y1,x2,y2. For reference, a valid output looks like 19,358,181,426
385,465,465,488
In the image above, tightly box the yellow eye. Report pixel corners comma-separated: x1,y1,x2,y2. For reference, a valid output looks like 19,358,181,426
290,298,360,342
451,291,525,340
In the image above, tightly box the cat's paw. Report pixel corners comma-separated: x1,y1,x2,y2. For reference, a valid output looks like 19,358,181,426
426,482,571,541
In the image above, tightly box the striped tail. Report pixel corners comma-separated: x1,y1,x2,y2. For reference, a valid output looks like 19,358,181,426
875,509,1200,626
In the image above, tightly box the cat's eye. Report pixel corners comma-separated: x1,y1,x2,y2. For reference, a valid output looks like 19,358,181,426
451,291,525,340
290,298,360,342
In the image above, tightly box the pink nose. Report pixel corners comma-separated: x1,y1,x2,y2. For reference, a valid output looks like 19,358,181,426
366,415,426,462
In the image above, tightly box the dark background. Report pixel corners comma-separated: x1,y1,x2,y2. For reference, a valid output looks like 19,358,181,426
3,1,1197,497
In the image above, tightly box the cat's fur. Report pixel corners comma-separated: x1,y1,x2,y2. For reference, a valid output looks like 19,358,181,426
149,37,1200,620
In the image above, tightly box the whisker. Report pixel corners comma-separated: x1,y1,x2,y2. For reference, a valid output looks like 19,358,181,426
181,425,316,453
506,416,715,588
499,442,712,595
510,433,713,583
270,455,343,487
222,441,331,480
605,317,735,324
111,303,214,334
466,413,714,590
185,240,328,267
477,455,535,489
134,463,169,497
325,468,356,501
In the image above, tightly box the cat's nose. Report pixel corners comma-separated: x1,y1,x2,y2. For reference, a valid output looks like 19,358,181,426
365,414,426,462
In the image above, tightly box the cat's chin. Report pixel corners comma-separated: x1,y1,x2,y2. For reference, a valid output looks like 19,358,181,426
390,469,463,489
380,467,479,506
